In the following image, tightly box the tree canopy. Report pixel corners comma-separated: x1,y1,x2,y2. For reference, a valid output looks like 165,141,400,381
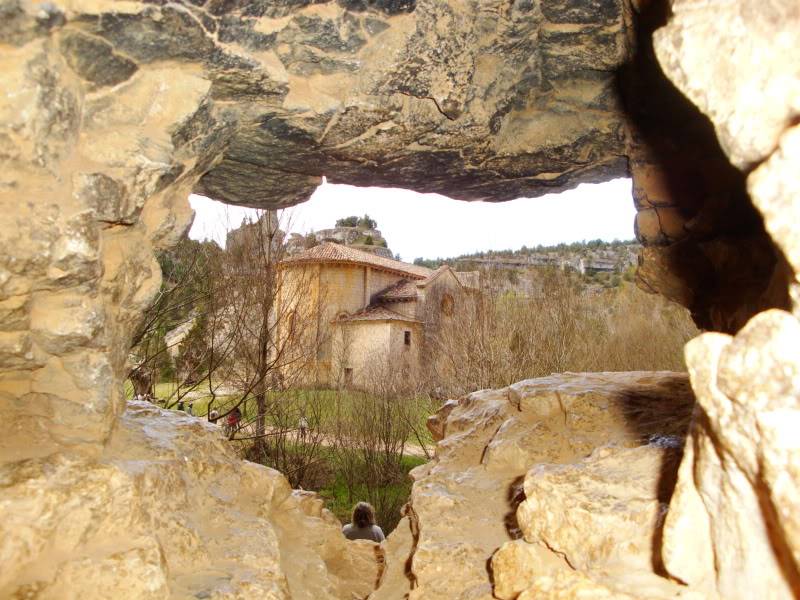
335,214,378,230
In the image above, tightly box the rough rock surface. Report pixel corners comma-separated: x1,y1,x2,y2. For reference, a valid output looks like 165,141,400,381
2,0,800,598
373,371,695,599
0,400,380,599
623,0,793,333
650,1,800,598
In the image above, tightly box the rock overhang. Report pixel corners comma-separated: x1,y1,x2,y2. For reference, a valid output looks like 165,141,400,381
147,0,635,208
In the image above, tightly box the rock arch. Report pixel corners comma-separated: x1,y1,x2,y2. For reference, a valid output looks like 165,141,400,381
0,0,797,597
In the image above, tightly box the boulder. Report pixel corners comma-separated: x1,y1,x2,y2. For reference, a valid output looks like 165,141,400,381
0,400,380,599
374,371,695,599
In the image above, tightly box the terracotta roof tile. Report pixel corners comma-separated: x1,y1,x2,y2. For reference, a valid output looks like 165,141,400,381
336,305,421,323
281,243,432,279
377,279,418,301
416,264,451,287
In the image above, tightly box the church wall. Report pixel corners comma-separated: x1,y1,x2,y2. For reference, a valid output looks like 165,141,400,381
367,269,407,302
340,321,392,388
389,300,418,320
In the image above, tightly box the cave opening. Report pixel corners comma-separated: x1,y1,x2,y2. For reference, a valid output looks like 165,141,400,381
1,0,798,597
131,176,699,534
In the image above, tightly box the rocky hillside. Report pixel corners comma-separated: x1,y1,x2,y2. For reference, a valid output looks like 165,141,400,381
416,240,640,291
286,215,394,258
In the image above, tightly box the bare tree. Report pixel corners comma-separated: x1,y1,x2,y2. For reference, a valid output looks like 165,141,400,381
429,266,697,395
205,210,326,447
328,350,425,531
128,237,222,403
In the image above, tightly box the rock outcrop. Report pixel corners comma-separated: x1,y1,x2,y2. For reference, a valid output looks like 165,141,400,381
373,372,696,599
622,0,793,333
0,400,380,599
650,2,800,597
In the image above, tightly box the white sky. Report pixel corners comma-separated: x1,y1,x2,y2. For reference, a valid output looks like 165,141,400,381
189,177,636,261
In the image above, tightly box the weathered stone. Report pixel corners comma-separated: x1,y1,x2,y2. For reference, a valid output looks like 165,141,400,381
193,0,632,206
634,206,687,246
0,401,381,598
748,124,800,314
654,0,800,171
541,0,623,25
662,311,800,598
372,372,694,600
370,515,412,599
650,2,800,598
517,444,677,572
59,32,138,88
492,539,569,600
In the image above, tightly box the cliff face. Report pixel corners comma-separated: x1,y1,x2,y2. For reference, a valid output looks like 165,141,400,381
1,0,799,598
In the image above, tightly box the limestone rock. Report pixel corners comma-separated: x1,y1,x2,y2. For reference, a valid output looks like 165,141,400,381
517,444,676,573
492,539,569,600
0,400,379,599
624,0,794,333
370,514,416,600
654,0,800,171
374,372,695,600
661,311,800,598
651,2,800,598
747,124,800,314
191,0,631,207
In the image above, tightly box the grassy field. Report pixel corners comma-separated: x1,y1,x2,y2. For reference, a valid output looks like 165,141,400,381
127,381,437,448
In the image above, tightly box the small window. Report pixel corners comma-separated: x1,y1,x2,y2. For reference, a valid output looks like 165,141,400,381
404,331,411,346
344,368,353,386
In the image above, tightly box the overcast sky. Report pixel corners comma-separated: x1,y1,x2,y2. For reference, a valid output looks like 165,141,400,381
189,177,636,261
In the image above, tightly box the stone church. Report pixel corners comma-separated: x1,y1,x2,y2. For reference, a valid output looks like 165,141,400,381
278,242,477,388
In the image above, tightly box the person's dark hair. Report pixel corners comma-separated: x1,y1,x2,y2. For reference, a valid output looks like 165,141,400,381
352,502,375,528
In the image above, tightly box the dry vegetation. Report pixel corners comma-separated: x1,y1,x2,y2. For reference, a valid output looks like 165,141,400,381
428,268,698,396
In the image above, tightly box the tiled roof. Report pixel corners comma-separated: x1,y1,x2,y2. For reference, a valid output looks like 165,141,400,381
420,265,450,285
336,305,421,323
281,243,432,279
377,279,418,301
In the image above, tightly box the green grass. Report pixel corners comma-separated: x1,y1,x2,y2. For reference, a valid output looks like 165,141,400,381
316,454,425,531
126,381,436,446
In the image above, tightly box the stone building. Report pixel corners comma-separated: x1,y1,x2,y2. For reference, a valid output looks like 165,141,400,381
278,243,474,388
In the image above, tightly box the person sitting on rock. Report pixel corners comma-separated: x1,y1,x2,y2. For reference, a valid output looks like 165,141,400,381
342,502,385,543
